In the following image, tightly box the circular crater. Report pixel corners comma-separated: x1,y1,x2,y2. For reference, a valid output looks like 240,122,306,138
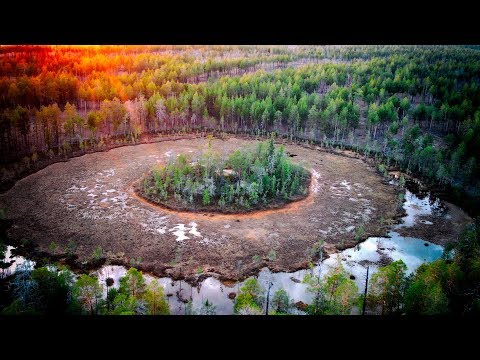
0,137,400,280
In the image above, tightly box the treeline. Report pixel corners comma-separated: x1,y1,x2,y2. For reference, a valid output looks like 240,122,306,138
142,139,309,211
1,45,480,195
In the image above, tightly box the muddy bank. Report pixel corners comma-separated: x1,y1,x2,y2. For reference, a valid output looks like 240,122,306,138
0,136,466,281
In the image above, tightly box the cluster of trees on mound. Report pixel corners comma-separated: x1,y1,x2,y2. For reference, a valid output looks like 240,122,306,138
142,138,310,211
1,45,479,198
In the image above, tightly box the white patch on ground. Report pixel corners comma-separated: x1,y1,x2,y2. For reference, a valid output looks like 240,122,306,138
169,224,190,242
199,237,214,245
329,184,347,197
188,222,202,237
165,151,173,158
104,168,115,177
311,168,322,193
168,222,203,242
133,210,169,235
224,224,231,229
318,228,332,235
340,180,352,190
353,183,372,192
199,234,226,246
330,180,366,198
110,193,129,208
67,185,87,192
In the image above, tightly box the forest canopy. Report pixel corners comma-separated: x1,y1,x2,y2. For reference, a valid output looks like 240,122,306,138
1,45,479,202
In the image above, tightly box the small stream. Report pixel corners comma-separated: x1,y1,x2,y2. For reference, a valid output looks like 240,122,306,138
1,184,447,315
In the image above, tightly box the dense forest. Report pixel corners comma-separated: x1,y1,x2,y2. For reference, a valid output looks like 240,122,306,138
1,45,479,202
141,138,309,212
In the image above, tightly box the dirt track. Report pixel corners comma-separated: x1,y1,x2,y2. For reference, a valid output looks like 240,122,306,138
0,137,405,280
